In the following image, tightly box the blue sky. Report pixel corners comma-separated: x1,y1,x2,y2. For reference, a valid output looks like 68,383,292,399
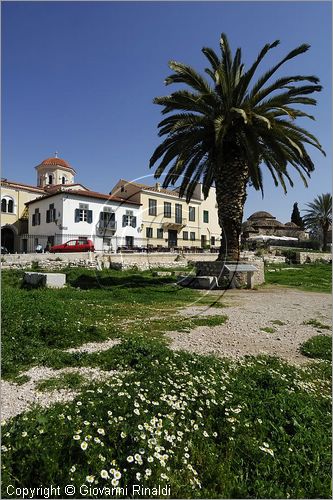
2,1,331,222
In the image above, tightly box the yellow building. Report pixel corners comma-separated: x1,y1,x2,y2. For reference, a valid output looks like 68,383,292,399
111,179,221,250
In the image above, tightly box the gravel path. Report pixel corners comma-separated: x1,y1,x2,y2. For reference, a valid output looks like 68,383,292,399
1,366,119,421
64,338,121,353
167,287,331,365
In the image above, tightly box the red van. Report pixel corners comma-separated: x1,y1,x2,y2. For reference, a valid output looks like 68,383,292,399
49,238,95,253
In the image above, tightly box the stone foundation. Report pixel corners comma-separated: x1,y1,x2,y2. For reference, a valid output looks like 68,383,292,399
296,251,332,264
193,259,265,287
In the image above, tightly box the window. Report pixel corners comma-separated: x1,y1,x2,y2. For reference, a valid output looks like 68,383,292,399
146,227,153,238
62,176,66,185
183,231,188,240
211,236,216,246
157,228,163,239
189,206,195,222
125,236,134,248
122,210,137,228
175,204,182,224
99,210,115,229
1,197,15,213
74,204,93,224
46,203,56,223
148,199,157,216
32,208,41,226
164,202,171,218
48,174,53,185
203,210,209,223
190,232,195,241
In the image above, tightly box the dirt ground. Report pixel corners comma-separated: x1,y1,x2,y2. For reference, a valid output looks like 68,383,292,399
167,287,332,365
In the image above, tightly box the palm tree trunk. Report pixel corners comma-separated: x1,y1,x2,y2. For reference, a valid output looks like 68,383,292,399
215,159,249,261
322,222,329,252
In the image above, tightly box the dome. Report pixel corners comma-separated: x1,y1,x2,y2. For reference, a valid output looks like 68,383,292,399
39,157,71,168
248,211,275,220
251,219,284,228
284,221,298,227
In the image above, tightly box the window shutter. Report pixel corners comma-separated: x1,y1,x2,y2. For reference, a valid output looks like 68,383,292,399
46,210,50,223
122,215,127,227
75,209,80,223
32,214,35,226
131,216,137,228
37,213,41,225
87,210,93,224
53,208,56,220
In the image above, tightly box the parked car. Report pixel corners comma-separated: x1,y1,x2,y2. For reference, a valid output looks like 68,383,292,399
1,246,9,254
49,239,95,253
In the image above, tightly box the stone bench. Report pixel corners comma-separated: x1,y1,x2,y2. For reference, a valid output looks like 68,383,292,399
23,272,66,288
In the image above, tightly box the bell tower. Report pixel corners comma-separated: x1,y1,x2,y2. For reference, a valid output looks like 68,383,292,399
35,153,76,188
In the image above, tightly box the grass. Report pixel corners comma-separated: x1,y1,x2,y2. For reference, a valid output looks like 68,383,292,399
265,262,331,293
303,318,331,331
2,266,332,498
36,372,86,392
270,320,286,326
1,269,226,379
300,335,332,361
1,343,331,499
260,327,276,334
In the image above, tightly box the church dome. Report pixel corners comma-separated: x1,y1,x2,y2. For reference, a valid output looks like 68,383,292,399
284,221,298,227
39,157,71,168
248,211,275,220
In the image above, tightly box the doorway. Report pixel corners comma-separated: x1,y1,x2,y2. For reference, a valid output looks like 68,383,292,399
168,230,178,248
1,227,15,252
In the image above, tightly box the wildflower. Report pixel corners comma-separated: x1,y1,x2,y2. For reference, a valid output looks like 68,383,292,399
73,435,80,440
22,432,28,437
114,471,122,480
259,446,274,457
134,409,140,416
145,468,152,477
97,428,105,435
81,442,88,451
101,470,109,479
148,456,154,463
70,466,76,473
120,432,127,439
136,472,141,481
111,479,119,487
203,431,209,437
127,455,134,463
257,418,262,424
86,475,94,483
161,473,169,480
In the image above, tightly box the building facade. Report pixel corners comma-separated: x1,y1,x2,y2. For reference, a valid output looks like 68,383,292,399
26,188,141,253
110,179,221,250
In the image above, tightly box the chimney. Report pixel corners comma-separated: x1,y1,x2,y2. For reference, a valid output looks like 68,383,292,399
155,182,161,192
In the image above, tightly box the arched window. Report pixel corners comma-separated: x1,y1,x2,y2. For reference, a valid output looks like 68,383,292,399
8,199,14,213
1,196,15,214
48,175,53,185
62,176,66,185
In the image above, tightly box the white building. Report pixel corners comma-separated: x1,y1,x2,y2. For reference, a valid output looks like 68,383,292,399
26,186,141,253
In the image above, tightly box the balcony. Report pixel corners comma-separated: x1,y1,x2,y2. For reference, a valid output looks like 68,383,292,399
162,217,187,231
96,220,117,235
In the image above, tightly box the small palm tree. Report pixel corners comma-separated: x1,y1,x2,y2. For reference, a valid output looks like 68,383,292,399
150,33,325,260
303,193,332,251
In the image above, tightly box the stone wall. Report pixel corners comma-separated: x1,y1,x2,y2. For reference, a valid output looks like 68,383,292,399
296,252,332,264
193,259,265,287
1,251,220,272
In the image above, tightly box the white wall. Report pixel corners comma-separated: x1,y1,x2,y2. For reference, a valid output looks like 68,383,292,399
27,193,142,252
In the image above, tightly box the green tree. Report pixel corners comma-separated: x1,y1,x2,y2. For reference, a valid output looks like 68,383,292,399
291,202,304,228
303,193,332,251
150,33,325,260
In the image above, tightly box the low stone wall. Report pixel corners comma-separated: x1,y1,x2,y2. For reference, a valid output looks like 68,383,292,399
193,259,265,287
1,252,219,272
296,252,332,264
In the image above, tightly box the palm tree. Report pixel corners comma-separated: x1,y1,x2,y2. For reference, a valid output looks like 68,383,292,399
150,33,325,260
303,193,332,251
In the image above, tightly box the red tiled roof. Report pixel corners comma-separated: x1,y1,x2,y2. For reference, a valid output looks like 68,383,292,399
39,157,71,168
1,179,45,193
25,188,141,206
115,179,187,198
